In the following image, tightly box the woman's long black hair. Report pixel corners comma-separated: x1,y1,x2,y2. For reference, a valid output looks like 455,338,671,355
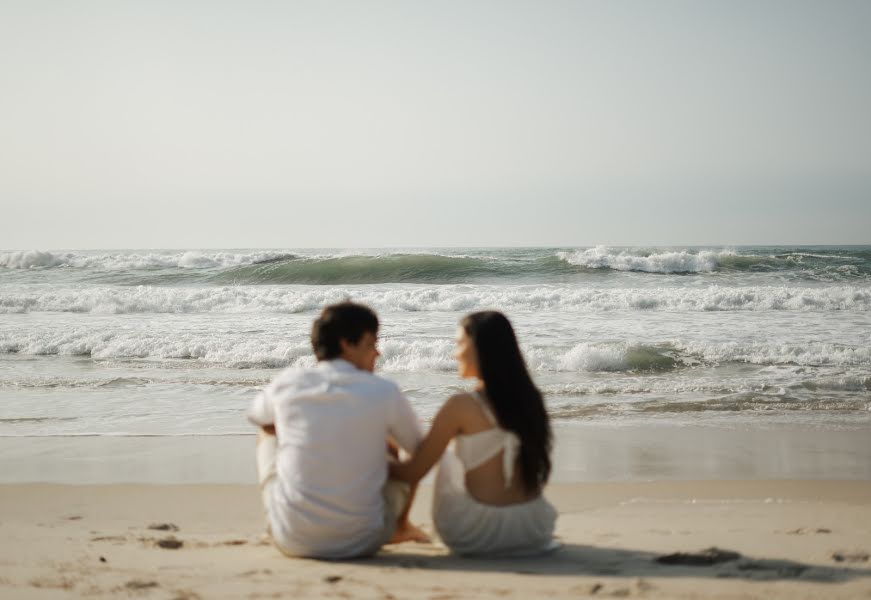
462,311,551,493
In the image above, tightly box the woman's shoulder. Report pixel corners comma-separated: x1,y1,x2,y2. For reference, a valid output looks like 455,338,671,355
443,391,480,412
441,391,493,431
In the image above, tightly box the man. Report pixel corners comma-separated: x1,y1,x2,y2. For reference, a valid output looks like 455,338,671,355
249,301,427,558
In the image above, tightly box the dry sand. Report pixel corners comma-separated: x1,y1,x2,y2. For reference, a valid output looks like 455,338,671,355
2,480,870,599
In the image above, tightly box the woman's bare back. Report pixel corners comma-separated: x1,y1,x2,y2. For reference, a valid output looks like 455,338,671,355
452,392,540,506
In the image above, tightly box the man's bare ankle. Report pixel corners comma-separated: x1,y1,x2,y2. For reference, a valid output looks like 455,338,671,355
389,521,431,544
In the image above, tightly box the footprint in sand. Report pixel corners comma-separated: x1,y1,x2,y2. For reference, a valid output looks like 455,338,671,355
783,527,831,535
238,569,272,577
125,580,159,590
29,576,76,590
90,535,127,543
219,539,247,546
584,582,635,597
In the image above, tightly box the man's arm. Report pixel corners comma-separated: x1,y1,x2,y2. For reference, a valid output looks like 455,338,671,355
385,386,431,543
248,388,276,432
387,387,424,455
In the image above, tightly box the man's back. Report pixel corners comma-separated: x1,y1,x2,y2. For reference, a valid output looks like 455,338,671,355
249,359,421,558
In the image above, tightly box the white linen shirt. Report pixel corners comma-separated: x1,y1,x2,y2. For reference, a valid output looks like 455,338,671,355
248,359,422,558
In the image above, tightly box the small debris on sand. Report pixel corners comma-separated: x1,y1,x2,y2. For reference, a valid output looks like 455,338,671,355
156,537,183,550
99,556,107,563
148,523,179,532
832,551,869,563
323,575,342,583
785,527,832,535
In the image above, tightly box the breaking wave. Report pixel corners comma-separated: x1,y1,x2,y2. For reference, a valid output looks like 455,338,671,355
558,247,726,273
2,246,869,283
3,330,869,371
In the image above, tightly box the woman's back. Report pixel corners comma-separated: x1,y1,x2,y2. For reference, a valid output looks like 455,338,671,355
431,390,557,557
454,391,540,506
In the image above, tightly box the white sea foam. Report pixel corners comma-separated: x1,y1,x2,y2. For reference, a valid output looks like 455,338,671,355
558,246,729,273
777,252,859,261
0,250,68,269
3,327,869,371
1,284,869,314
0,328,313,369
379,339,457,371
793,375,871,392
543,373,871,398
676,340,871,368
528,343,630,371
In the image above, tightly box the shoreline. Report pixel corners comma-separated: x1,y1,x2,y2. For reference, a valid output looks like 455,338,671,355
1,422,869,485
2,480,870,598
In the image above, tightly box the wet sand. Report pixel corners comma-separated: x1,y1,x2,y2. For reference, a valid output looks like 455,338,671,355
1,422,869,484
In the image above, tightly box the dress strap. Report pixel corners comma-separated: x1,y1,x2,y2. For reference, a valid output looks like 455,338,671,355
472,390,497,425
501,434,520,488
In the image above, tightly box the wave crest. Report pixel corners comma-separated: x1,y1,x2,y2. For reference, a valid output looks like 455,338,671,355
0,250,297,271
215,254,513,284
558,246,730,273
0,250,68,269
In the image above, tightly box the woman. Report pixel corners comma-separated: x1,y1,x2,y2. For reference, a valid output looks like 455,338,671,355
390,311,557,556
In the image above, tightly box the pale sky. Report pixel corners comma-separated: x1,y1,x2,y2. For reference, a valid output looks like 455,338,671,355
1,0,870,249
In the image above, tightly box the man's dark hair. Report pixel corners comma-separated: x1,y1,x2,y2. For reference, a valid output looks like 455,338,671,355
311,302,379,361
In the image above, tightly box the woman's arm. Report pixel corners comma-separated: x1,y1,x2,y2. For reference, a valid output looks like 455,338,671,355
389,395,467,484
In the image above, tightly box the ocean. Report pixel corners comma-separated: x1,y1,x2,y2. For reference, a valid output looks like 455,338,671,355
1,246,870,447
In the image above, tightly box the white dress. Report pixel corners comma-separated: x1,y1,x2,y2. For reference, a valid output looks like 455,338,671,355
432,392,558,557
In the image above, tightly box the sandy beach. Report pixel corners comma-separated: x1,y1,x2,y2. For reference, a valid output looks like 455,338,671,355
2,480,870,599
2,425,870,597
4,0,871,594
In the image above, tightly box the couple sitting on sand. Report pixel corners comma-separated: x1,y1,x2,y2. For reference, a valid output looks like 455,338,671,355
248,301,556,559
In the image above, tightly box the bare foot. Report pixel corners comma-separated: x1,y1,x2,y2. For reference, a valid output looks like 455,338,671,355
388,522,431,544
